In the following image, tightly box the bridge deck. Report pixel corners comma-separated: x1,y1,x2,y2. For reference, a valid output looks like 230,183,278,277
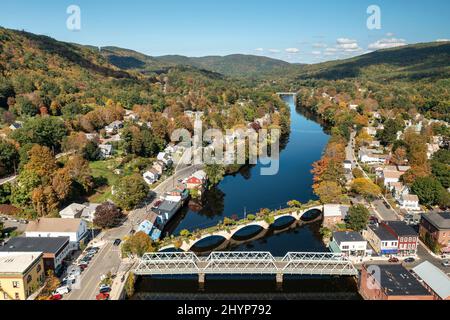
134,252,358,277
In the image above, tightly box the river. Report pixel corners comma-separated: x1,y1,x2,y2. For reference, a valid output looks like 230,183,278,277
132,95,361,300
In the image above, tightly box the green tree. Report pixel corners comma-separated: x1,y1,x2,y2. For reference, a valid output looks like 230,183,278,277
432,161,450,189
411,177,447,207
11,117,67,152
0,140,19,177
0,183,12,204
377,118,403,146
346,204,370,232
113,174,149,210
204,164,225,188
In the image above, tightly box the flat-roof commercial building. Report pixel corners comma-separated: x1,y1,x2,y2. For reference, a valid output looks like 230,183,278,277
364,225,399,256
330,231,367,257
0,253,45,300
25,218,88,251
412,261,450,300
0,237,70,272
359,264,433,300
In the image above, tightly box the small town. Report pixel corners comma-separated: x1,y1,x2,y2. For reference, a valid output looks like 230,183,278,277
0,1,449,312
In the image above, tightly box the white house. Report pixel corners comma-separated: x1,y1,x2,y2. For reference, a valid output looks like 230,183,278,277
390,182,410,201
365,127,378,136
382,169,404,188
81,203,100,222
330,231,367,257
399,194,420,211
359,149,387,164
157,152,173,166
25,218,88,251
59,203,86,219
427,143,440,159
98,144,113,159
105,120,123,135
143,169,159,185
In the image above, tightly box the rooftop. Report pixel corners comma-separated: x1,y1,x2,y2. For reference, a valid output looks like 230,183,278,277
156,200,180,213
0,252,43,274
375,264,431,296
369,225,398,241
26,218,84,233
421,212,450,230
332,231,366,244
383,170,404,180
413,261,450,299
59,203,86,217
383,221,418,237
0,237,69,255
323,205,349,218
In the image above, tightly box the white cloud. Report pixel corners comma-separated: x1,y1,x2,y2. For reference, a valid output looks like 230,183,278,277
368,38,407,50
313,42,327,48
285,48,300,54
336,38,357,44
254,48,264,52
436,39,450,42
386,32,395,37
324,47,338,56
311,51,322,55
336,38,362,52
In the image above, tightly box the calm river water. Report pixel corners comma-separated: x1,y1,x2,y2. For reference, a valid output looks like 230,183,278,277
133,95,361,300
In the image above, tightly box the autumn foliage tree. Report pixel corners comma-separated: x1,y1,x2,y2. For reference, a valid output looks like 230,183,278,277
93,202,123,229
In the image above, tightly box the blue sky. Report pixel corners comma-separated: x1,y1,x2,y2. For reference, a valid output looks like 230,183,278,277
0,0,449,63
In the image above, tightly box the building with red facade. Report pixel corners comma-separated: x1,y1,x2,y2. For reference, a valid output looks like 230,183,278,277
382,221,419,256
359,264,433,300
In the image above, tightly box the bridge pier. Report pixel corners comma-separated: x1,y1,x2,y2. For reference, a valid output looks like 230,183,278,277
276,273,283,291
198,273,205,291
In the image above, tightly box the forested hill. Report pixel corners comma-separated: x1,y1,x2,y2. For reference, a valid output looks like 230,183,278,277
0,28,134,80
101,46,302,78
296,42,450,82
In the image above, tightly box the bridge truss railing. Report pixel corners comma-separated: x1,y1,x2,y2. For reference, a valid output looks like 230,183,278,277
133,251,358,276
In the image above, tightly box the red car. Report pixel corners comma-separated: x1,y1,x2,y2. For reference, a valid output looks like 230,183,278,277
51,294,63,300
388,257,399,263
96,292,110,301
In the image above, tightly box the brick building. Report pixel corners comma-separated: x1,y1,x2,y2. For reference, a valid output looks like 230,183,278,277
359,264,433,300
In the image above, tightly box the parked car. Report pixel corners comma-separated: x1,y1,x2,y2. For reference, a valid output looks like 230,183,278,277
96,292,110,301
442,260,450,267
78,263,88,271
113,239,122,246
388,257,399,263
54,286,70,295
50,293,63,300
404,257,415,264
99,285,112,294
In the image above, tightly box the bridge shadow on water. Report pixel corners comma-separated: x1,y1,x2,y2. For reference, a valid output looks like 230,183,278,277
186,209,323,255
131,276,361,300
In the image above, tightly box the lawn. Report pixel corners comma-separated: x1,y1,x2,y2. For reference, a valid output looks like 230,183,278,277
88,159,121,203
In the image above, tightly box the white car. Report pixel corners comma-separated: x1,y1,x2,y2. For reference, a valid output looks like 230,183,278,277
442,260,450,267
54,286,71,295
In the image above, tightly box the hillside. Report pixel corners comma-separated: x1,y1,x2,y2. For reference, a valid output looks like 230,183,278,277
296,42,450,82
101,46,301,78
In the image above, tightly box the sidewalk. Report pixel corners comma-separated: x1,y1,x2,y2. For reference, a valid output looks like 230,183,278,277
109,258,136,300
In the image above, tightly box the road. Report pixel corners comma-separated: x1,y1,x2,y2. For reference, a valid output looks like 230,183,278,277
0,175,17,186
65,161,203,300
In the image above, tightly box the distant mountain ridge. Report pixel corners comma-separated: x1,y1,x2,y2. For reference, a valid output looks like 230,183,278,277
100,47,302,78
296,41,450,82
